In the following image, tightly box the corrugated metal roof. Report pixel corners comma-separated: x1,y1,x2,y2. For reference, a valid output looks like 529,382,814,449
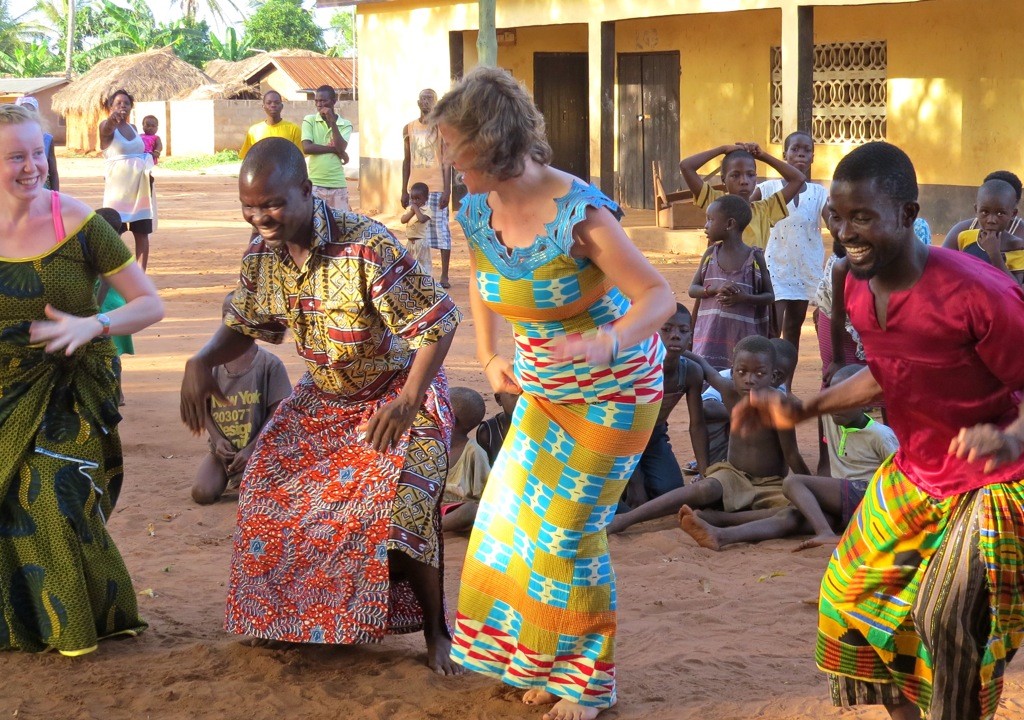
245,56,356,92
0,77,70,94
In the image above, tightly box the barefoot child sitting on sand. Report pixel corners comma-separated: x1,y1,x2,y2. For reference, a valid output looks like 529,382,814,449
700,337,797,468
609,335,809,534
679,364,899,551
191,294,292,504
621,303,709,510
441,386,491,533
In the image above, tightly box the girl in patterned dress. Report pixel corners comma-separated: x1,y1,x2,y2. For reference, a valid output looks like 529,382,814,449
432,67,675,720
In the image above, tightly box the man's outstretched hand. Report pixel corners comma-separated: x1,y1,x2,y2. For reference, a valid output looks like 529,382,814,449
732,389,807,436
948,424,1023,473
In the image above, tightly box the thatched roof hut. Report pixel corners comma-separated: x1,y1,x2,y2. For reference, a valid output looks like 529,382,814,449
53,46,213,152
178,81,260,101
205,49,324,85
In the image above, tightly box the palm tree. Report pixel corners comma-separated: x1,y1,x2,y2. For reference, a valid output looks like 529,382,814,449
0,0,45,57
84,0,184,61
210,26,254,62
179,0,241,24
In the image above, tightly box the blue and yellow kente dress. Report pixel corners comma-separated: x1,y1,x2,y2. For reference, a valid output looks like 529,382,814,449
451,181,664,708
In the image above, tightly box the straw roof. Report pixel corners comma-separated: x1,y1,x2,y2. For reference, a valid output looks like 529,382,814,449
52,47,213,115
204,49,324,86
179,81,261,101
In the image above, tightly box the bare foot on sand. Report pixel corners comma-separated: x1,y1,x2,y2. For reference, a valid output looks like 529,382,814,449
523,689,558,705
427,632,464,676
793,533,841,552
678,505,722,550
542,699,603,720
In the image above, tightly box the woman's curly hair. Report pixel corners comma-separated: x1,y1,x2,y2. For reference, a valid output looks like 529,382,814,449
430,66,552,181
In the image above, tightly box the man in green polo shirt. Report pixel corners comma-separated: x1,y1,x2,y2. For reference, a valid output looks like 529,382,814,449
301,85,352,211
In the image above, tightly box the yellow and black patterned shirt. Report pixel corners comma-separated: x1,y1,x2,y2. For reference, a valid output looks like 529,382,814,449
226,198,461,399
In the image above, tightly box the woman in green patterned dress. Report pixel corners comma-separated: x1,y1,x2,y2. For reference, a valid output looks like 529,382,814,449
0,104,164,655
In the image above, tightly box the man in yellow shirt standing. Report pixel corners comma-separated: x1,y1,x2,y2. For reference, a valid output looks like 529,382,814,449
302,85,352,212
239,90,303,159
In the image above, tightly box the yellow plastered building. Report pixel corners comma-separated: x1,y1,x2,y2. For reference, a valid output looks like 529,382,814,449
318,0,1023,231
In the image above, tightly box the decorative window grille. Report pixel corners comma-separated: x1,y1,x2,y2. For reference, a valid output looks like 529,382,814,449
770,40,886,145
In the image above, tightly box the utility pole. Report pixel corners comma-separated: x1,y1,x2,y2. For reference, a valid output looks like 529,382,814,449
64,0,75,79
477,0,496,67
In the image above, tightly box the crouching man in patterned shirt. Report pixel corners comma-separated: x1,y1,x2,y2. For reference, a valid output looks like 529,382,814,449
180,137,464,675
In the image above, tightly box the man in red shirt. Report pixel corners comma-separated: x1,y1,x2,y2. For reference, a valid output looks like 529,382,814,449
735,142,1024,720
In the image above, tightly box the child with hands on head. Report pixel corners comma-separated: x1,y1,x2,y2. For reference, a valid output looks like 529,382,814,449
679,141,805,250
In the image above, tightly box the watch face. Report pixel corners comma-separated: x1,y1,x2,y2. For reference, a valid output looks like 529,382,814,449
97,313,111,333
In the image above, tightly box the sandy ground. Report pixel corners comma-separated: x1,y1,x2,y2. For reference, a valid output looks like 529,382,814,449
2,159,1021,720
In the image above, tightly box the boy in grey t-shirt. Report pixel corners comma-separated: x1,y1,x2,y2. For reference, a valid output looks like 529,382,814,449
192,296,293,504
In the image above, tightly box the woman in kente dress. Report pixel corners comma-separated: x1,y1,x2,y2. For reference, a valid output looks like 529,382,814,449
433,67,675,720
0,103,163,655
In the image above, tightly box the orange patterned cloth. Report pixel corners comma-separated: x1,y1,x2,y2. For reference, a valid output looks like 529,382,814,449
223,200,460,643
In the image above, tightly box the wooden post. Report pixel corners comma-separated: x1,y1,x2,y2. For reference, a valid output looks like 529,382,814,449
600,21,615,196
449,30,464,81
477,0,497,68
797,6,814,135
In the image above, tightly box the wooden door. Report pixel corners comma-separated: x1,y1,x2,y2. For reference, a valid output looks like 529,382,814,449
534,52,589,180
617,52,680,209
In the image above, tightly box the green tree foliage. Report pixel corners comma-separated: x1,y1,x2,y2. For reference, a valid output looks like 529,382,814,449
210,26,254,62
244,0,325,54
0,42,62,76
327,7,354,57
84,0,185,60
170,16,215,68
0,0,43,59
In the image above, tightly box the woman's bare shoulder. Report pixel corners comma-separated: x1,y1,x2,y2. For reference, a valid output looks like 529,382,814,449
56,193,97,230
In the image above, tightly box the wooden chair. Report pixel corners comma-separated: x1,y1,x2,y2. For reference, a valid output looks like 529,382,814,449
653,161,722,230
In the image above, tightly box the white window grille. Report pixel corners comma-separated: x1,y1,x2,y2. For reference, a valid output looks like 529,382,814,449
770,40,887,145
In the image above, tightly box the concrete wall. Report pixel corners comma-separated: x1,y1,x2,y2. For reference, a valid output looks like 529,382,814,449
462,24,589,91
127,99,358,157
354,0,929,216
815,0,1024,229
